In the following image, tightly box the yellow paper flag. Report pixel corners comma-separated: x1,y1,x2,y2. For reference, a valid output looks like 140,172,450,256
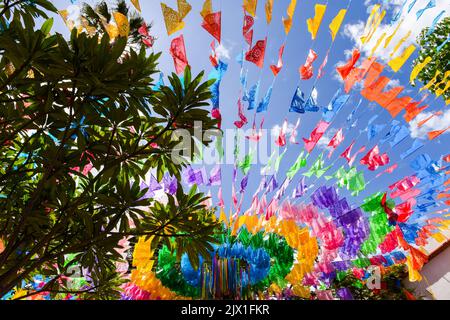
406,256,423,282
265,0,274,25
307,4,327,40
131,0,141,12
431,232,447,243
243,0,258,17
161,3,185,36
390,30,411,58
361,4,386,45
80,17,97,37
434,70,450,97
370,32,386,57
218,208,228,226
384,19,403,49
59,9,69,22
292,285,311,299
132,236,155,270
177,0,192,20
244,215,260,234
200,0,212,18
329,9,347,41
282,0,297,35
420,70,440,92
105,23,119,40
388,44,416,72
113,12,130,37
410,56,432,85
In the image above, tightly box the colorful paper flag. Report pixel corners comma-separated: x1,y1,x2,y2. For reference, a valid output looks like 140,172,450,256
307,4,327,40
169,34,189,74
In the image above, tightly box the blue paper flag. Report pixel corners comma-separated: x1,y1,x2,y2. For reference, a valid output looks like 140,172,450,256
256,85,273,113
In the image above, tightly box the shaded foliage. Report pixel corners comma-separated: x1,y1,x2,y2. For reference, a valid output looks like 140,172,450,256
0,0,220,299
413,17,450,101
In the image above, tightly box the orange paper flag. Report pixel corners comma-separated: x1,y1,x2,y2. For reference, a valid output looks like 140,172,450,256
428,127,450,140
265,0,274,24
282,0,297,35
243,0,257,16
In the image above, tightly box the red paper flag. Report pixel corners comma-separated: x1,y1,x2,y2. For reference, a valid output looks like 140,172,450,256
340,141,365,166
317,51,329,79
276,119,288,147
389,175,420,199
202,12,221,43
234,97,248,128
303,120,330,153
211,108,222,129
243,13,254,46
209,41,219,67
394,198,416,223
376,163,398,177
327,128,344,158
299,49,318,80
408,246,428,270
340,140,354,162
246,116,265,142
360,145,389,171
350,146,366,167
404,289,416,300
444,154,450,162
403,95,428,123
336,49,360,80
344,57,376,93
270,45,285,76
245,38,267,68
138,23,155,47
169,35,189,74
379,230,399,254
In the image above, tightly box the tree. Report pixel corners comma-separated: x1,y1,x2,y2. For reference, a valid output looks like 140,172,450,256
412,17,450,101
79,0,154,47
0,0,220,299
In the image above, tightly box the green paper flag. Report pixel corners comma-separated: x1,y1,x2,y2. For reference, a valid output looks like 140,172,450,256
360,193,394,255
274,149,288,173
239,152,253,175
303,153,332,178
286,151,308,179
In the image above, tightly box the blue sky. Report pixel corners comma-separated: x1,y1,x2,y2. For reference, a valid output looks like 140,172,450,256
48,0,450,224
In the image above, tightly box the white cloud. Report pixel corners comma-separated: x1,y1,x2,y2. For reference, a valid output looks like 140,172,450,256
409,109,450,139
316,128,338,149
386,78,401,88
215,43,231,60
343,0,450,62
66,5,81,22
271,122,298,138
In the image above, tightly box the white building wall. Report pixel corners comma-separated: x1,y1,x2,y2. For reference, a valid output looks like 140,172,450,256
404,230,450,300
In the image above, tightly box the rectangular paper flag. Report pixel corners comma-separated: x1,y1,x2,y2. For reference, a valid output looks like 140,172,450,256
170,35,189,74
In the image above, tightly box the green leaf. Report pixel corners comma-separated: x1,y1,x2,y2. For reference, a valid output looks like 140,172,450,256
40,17,53,35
